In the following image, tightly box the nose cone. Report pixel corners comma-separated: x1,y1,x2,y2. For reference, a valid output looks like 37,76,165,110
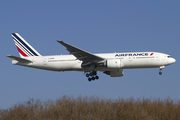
169,58,176,64
167,58,176,65
172,58,176,63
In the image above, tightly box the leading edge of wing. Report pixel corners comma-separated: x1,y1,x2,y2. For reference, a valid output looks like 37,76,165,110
57,41,104,62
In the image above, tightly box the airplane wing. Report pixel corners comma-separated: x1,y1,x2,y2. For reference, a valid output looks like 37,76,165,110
57,41,105,64
6,55,32,63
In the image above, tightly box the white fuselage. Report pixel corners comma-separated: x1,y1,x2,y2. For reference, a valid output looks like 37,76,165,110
12,52,176,72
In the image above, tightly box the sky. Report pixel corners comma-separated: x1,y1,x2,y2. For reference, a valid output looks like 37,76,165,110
0,1,179,109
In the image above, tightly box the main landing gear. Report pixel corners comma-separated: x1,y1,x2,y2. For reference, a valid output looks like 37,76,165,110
85,71,99,82
159,66,165,75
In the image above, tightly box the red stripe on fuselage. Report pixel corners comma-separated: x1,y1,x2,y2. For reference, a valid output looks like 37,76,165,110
150,53,154,56
16,46,28,57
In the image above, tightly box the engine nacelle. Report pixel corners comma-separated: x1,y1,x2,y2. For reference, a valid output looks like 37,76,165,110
104,69,123,77
106,59,121,69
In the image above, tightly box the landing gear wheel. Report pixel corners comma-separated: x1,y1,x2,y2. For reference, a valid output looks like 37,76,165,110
95,76,99,80
90,72,93,76
92,71,97,75
88,78,91,81
159,71,162,75
86,71,99,81
86,73,89,77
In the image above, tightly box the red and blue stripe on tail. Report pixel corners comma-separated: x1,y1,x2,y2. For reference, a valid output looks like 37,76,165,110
12,33,41,57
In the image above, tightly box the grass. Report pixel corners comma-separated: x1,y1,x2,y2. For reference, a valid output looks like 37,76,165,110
0,96,180,120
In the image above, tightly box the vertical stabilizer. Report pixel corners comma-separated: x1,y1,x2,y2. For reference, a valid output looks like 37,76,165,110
11,33,41,57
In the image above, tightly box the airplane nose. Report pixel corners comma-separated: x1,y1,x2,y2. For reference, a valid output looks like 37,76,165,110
168,58,176,64
173,58,176,63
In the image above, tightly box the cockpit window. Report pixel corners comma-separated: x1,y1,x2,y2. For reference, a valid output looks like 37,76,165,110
167,56,172,58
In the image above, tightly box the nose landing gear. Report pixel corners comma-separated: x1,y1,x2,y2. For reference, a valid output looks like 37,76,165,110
85,71,99,82
159,66,165,75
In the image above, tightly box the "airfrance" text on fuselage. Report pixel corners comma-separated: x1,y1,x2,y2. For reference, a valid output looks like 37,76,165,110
115,53,148,57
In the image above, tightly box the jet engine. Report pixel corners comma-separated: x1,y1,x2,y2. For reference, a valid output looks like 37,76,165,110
104,69,123,77
106,59,121,69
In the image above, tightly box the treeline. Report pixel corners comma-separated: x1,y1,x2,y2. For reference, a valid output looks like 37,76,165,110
0,96,180,120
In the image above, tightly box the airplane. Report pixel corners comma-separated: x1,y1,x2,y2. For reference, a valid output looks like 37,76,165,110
7,33,176,82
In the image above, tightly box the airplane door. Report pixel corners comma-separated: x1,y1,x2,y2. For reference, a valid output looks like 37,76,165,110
43,58,47,65
129,56,134,65
129,56,136,66
129,57,133,61
156,54,160,62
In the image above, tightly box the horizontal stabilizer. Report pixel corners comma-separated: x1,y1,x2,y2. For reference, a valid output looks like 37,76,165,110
6,55,32,63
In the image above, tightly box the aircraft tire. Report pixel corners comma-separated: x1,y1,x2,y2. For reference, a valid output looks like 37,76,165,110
95,76,99,80
88,78,91,81
159,71,162,75
86,73,89,77
92,71,97,75
90,72,93,76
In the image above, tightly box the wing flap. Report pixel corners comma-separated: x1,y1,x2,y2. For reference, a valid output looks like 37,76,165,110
57,41,104,62
6,55,32,63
